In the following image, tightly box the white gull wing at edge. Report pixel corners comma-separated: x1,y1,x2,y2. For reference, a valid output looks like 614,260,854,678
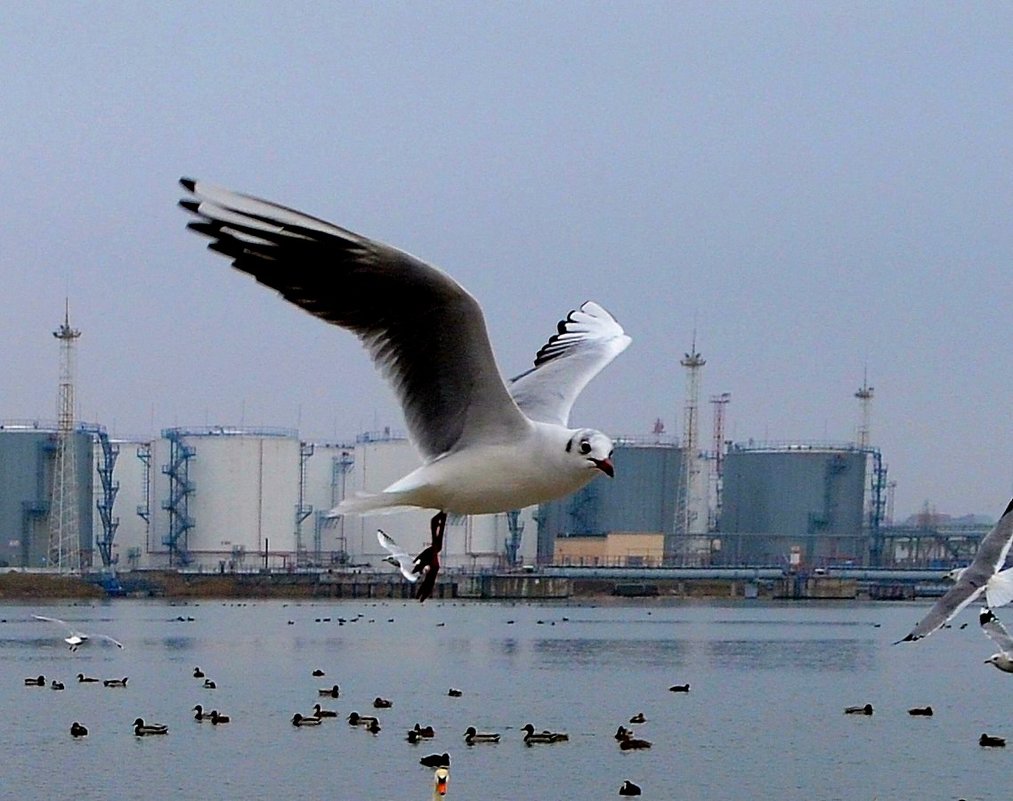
508,301,631,426
179,179,531,460
899,497,1013,642
980,607,1013,655
32,614,81,637
985,567,1013,610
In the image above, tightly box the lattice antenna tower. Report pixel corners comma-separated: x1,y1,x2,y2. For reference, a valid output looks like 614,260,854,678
855,369,874,449
48,300,82,572
673,333,705,553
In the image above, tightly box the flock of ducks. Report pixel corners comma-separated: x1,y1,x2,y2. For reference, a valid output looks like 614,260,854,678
842,702,1005,747
24,550,1013,800
24,673,127,689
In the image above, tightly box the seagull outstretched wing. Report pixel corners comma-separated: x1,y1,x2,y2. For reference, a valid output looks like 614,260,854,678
377,530,419,583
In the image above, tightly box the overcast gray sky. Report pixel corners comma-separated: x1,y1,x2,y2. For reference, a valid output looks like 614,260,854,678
2,3,1011,520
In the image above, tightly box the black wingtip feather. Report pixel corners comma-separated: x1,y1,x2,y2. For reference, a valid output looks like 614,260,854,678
180,177,196,192
1002,497,1013,518
179,199,201,213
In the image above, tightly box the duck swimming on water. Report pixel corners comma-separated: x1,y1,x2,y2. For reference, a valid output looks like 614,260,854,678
522,723,568,744
464,726,500,744
133,718,168,736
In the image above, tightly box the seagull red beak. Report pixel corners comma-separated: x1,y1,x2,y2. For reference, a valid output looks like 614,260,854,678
592,457,614,478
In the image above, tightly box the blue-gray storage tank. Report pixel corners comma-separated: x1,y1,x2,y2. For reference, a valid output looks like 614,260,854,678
536,441,682,563
0,424,94,567
718,443,867,566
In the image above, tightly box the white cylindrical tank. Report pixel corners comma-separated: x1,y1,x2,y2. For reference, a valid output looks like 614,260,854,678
149,427,301,569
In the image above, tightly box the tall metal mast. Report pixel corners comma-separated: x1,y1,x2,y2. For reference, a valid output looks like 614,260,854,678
48,301,82,572
709,392,730,531
670,334,705,562
855,370,874,449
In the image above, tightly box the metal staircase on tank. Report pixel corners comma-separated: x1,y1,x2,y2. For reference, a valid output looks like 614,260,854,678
866,448,888,566
88,426,120,568
504,509,525,569
294,442,314,567
161,429,196,566
136,443,151,524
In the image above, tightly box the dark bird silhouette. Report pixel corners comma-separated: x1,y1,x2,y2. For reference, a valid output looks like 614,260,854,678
844,703,873,715
980,733,1006,747
908,706,934,716
668,683,690,693
70,722,88,738
420,752,451,768
619,780,642,796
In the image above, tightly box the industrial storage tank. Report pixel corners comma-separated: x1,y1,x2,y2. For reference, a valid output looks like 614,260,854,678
148,427,301,569
717,443,867,567
0,421,94,568
536,440,683,564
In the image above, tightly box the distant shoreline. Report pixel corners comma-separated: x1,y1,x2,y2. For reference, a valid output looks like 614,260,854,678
0,570,909,603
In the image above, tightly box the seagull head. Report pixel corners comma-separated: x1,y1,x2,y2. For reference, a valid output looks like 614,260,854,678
566,429,615,477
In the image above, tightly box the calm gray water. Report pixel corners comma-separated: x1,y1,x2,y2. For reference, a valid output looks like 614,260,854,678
3,598,1009,800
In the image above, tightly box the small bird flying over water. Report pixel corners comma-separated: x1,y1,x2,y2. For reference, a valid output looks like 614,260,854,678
32,614,123,652
979,607,1013,673
899,498,1013,642
180,180,629,598
377,529,419,583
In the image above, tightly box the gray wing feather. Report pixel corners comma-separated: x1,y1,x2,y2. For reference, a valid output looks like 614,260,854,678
32,614,78,636
508,301,630,426
898,498,1013,642
179,179,530,459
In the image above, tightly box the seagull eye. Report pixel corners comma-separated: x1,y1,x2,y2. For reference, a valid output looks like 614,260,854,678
579,441,591,455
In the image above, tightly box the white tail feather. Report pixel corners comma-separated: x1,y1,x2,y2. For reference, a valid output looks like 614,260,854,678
326,492,417,517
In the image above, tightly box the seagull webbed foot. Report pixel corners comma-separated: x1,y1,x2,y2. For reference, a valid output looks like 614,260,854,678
413,512,447,603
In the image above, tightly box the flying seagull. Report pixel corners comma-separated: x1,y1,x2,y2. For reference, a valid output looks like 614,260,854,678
179,179,629,596
32,614,123,651
377,527,442,601
898,497,1013,643
377,529,418,583
979,607,1013,673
